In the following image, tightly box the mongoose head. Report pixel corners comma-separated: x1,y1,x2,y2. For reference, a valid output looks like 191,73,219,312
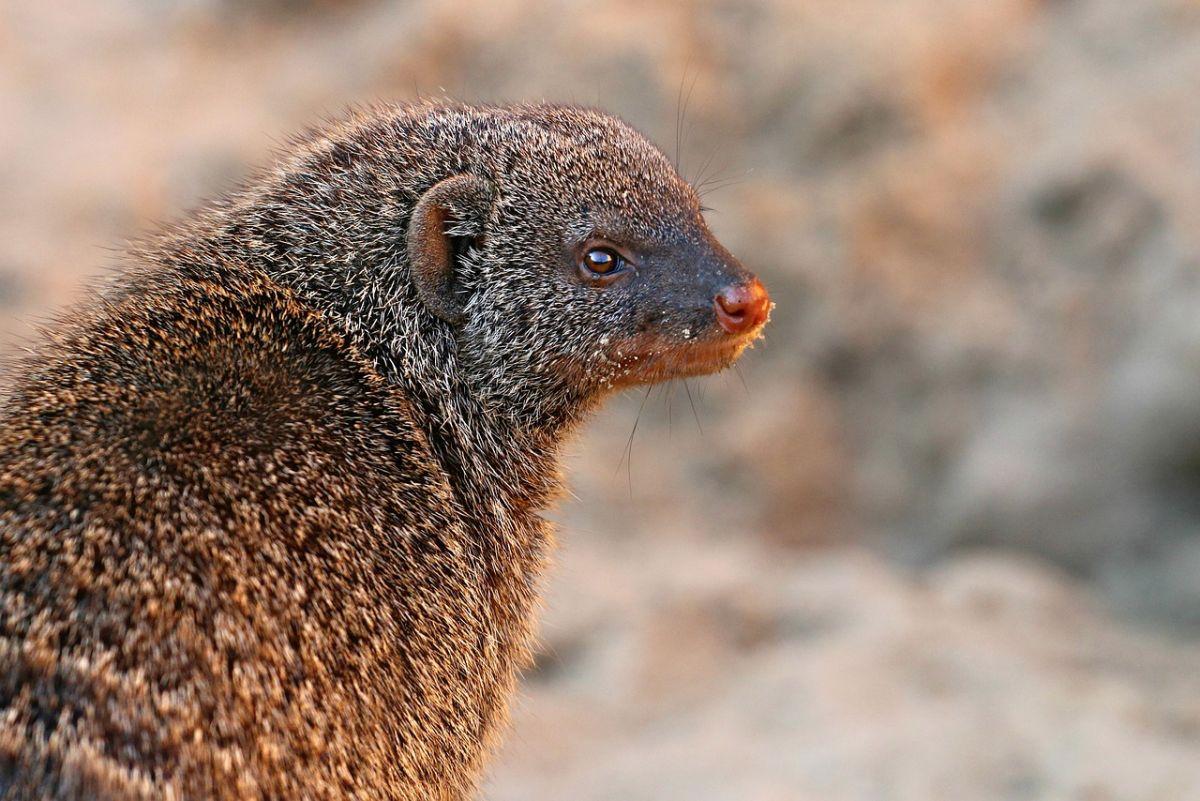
406,105,770,413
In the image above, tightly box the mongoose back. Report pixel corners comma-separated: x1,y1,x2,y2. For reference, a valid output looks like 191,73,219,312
0,101,771,800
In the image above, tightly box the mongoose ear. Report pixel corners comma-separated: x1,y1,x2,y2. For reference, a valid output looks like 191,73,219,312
407,174,493,325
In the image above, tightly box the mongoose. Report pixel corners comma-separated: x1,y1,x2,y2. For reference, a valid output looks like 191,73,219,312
0,101,771,800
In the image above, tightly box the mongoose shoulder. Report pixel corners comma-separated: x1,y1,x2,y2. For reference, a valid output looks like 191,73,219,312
0,101,770,800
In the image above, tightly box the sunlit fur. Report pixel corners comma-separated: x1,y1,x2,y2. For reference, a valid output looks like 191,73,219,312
0,101,766,800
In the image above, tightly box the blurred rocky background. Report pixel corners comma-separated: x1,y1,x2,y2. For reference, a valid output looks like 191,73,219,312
3,0,1200,798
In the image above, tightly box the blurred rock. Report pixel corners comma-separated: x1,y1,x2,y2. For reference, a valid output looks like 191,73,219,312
492,541,1200,800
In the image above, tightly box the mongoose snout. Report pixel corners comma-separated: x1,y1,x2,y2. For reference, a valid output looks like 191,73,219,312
588,235,771,390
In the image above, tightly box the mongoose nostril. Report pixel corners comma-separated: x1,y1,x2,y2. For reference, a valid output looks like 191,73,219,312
714,278,770,334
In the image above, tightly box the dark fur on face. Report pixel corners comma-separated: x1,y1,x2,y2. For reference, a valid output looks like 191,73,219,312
0,101,769,800
462,105,764,397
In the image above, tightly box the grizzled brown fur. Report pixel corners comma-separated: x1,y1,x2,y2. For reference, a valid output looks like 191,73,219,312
0,101,767,799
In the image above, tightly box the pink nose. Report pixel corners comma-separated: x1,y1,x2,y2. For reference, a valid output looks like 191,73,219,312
714,278,770,335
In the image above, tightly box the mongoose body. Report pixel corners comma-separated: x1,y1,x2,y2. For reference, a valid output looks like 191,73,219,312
0,102,770,799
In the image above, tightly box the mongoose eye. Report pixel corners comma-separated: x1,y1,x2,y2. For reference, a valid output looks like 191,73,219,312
580,247,626,277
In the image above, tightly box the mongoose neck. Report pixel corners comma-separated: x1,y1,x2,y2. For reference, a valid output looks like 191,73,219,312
153,136,576,521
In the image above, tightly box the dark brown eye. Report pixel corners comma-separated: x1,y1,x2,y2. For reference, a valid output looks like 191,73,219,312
581,247,624,276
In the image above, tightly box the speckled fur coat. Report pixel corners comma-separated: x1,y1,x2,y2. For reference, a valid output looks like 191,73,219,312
0,101,761,800
0,257,550,799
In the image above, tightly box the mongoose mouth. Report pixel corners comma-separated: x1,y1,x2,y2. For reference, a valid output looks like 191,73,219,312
606,325,767,389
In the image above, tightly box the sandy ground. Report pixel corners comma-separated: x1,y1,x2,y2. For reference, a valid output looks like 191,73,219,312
490,536,1200,800
3,1,1200,798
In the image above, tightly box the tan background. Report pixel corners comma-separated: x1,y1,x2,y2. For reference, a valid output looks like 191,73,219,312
3,1,1200,798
